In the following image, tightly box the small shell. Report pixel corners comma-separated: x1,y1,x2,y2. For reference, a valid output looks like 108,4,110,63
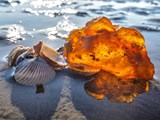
7,45,30,66
33,41,67,70
14,57,55,86
67,63,100,76
15,48,36,66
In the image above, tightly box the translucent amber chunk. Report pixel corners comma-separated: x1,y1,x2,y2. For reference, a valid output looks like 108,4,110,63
84,70,150,103
64,16,154,80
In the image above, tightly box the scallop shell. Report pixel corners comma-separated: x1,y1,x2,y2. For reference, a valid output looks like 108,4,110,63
7,45,30,66
33,41,67,70
14,57,55,86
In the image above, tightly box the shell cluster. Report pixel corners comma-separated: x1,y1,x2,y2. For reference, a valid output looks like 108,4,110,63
7,41,66,86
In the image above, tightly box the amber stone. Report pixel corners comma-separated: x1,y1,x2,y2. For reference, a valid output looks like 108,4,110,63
64,16,154,80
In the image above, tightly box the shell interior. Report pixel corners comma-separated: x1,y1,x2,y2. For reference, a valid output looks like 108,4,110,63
33,41,67,68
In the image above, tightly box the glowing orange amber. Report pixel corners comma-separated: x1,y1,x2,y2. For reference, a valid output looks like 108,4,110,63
64,16,154,80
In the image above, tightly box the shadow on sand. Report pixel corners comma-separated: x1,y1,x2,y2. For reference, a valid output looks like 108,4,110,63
2,67,160,120
4,68,64,120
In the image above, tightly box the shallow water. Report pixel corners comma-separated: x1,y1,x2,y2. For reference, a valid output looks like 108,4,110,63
0,0,160,120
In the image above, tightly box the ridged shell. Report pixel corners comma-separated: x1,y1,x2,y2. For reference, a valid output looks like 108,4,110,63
14,57,55,86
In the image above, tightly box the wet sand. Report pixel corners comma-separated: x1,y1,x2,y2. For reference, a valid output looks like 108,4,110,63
0,0,160,120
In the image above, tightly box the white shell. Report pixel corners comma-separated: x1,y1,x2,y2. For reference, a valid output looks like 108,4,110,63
14,57,55,86
7,45,30,66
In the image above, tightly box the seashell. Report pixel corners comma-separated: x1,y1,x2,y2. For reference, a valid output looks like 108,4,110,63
67,63,100,77
15,48,36,66
33,41,67,70
7,45,30,66
14,57,56,86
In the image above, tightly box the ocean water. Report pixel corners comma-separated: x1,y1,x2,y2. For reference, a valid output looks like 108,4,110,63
0,0,160,120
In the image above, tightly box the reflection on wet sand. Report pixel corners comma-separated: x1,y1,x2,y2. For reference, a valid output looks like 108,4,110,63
84,71,150,103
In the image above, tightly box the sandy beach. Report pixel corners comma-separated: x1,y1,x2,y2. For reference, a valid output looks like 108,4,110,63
0,0,160,120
